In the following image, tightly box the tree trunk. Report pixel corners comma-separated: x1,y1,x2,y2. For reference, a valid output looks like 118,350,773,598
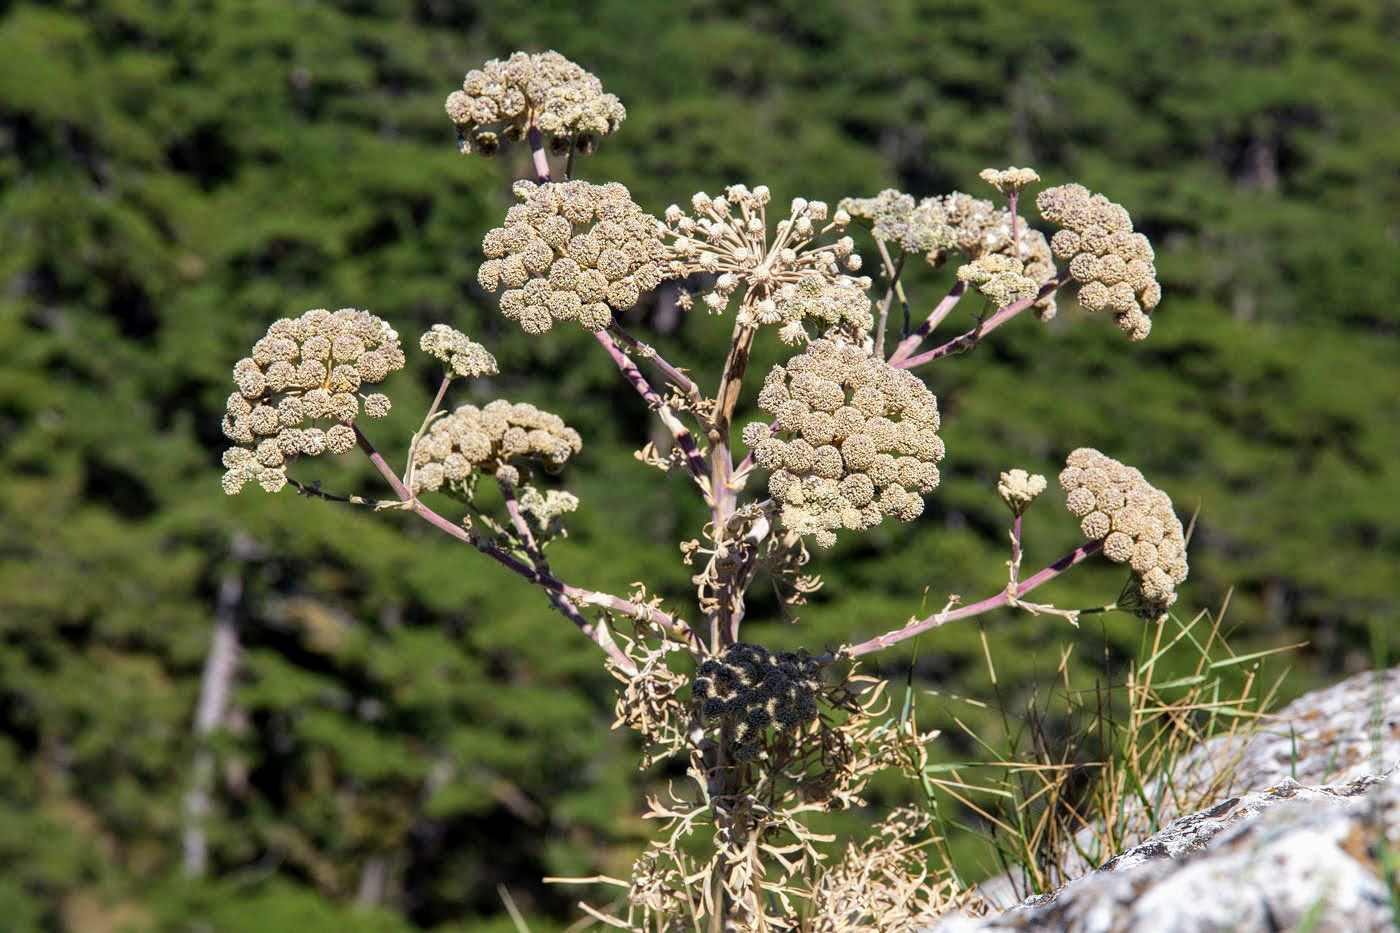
182,532,256,877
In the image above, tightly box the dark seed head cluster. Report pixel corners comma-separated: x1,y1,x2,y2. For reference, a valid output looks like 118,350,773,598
479,180,669,334
411,400,582,493
222,308,404,494
743,339,944,548
1060,448,1188,615
1038,184,1160,340
444,50,625,157
693,642,823,763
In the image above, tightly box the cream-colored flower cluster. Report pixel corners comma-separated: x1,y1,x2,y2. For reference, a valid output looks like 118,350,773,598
664,184,873,344
840,189,1058,319
979,166,1041,196
838,190,941,256
478,180,669,334
222,308,404,494
957,254,1039,308
997,469,1047,515
517,487,579,540
693,642,822,762
1059,448,1188,615
420,325,498,379
444,50,625,156
411,400,582,493
1038,184,1160,340
743,339,944,548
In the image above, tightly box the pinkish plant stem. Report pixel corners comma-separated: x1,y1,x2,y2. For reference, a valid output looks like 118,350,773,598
353,425,699,661
887,280,968,366
499,477,542,558
402,373,453,495
593,329,712,498
894,270,1070,370
839,536,1105,658
1010,513,1024,586
497,477,622,664
1009,192,1022,263
873,242,907,359
526,127,551,182
607,321,707,416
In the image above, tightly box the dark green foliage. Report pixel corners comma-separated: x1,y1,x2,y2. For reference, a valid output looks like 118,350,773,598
0,0,1396,926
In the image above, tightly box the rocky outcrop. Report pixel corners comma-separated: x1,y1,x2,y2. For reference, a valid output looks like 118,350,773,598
932,668,1400,932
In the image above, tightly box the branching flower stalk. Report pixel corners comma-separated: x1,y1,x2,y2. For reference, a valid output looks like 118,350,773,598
219,52,1191,930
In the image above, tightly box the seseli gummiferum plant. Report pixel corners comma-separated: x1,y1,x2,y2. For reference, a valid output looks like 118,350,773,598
220,49,1188,930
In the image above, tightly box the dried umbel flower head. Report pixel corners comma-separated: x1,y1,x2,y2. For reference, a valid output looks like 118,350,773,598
479,180,669,333
222,308,404,494
743,339,944,548
664,184,873,343
419,325,498,378
979,165,1041,196
997,469,1047,515
843,188,1057,319
1038,183,1160,339
444,50,625,156
957,254,1039,308
693,642,823,763
1059,447,1188,615
411,399,582,494
838,189,942,257
810,806,952,930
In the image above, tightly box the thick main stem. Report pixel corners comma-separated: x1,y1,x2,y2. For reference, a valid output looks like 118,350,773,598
839,536,1105,658
708,320,758,649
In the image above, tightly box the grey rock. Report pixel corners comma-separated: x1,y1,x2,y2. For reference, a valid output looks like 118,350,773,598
930,668,1400,932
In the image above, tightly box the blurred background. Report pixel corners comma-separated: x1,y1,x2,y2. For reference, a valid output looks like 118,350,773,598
2,0,1397,929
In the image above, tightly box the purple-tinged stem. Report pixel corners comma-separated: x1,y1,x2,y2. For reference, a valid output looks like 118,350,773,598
894,270,1070,370
402,373,453,496
499,478,542,558
526,127,551,182
353,426,699,659
837,536,1105,659
873,242,907,359
887,280,968,366
1010,513,1024,587
607,322,707,415
1009,192,1022,263
593,329,712,498
497,477,632,670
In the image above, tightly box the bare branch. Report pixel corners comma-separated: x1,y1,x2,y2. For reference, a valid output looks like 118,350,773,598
894,270,1071,370
353,425,699,660
837,536,1106,659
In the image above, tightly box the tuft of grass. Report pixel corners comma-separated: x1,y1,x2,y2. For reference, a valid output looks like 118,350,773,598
918,598,1290,903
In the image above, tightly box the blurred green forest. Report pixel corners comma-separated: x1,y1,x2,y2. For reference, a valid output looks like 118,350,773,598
1,0,1397,929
